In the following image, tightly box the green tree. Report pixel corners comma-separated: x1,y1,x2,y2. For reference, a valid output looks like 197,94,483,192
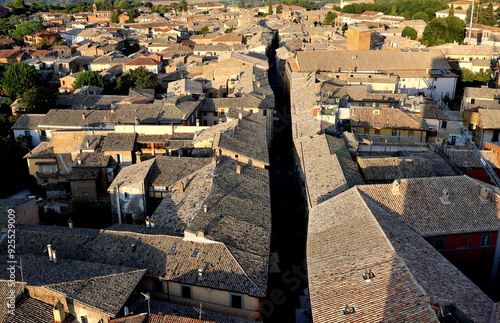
9,0,26,10
116,66,160,92
3,63,38,100
177,0,187,11
480,2,495,26
324,11,337,25
402,26,417,40
225,27,236,33
199,25,209,35
110,10,119,23
390,4,397,15
268,0,273,15
73,71,105,89
238,0,245,8
449,4,454,17
114,0,129,9
12,20,44,39
445,16,465,43
422,17,448,45
276,4,283,14
18,86,56,114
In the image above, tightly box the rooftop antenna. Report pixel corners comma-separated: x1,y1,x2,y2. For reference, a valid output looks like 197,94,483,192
140,292,151,314
193,303,204,320
467,0,474,45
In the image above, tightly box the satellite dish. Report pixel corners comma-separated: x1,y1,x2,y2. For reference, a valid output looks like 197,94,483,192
124,306,130,316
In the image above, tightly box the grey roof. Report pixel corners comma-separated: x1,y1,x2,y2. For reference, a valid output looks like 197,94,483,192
0,254,145,317
149,157,211,187
296,134,363,207
158,98,200,124
24,142,54,158
39,109,110,128
4,296,68,323
109,159,155,187
194,114,269,165
0,281,25,322
295,49,451,73
307,187,497,322
187,156,271,297
102,132,136,151
67,167,100,180
10,114,46,130
358,156,435,182
8,225,266,297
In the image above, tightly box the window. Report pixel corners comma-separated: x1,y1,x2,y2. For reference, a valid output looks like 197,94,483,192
203,120,207,126
192,249,199,257
457,237,469,249
364,128,369,134
471,98,475,104
408,130,414,138
441,121,447,129
24,130,30,136
391,130,397,137
181,285,192,299
374,129,380,135
480,234,491,246
231,294,243,309
249,109,253,113
263,109,267,116
124,192,129,199
220,109,225,115
203,112,207,116
213,112,218,117
434,239,446,250
117,154,123,163
169,247,176,254
493,130,500,143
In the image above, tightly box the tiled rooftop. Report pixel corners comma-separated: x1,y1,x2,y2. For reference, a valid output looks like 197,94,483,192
357,175,500,236
357,156,435,182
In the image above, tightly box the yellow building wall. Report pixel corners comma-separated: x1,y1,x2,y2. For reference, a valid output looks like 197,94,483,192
167,282,261,320
354,127,426,143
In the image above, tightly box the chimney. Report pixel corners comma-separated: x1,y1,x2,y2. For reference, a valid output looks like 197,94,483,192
178,182,185,192
52,250,58,264
238,112,243,119
480,186,489,201
150,218,155,228
256,81,261,88
135,116,140,125
198,268,204,280
145,216,151,228
440,189,450,204
85,140,89,148
203,205,207,213
47,244,53,262
236,165,241,174
197,231,204,238
196,119,200,126
82,112,86,120
391,180,401,196
68,218,73,229
53,301,66,323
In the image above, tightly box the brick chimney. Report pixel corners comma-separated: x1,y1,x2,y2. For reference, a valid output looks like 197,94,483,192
53,301,66,323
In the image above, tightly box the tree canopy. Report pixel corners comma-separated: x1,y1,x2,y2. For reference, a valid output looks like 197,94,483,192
12,20,44,39
73,71,105,89
18,86,56,114
412,11,429,22
324,11,337,25
402,26,417,40
116,66,160,93
422,16,465,46
3,63,38,100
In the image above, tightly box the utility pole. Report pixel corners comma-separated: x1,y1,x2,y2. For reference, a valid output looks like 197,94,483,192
467,0,475,45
